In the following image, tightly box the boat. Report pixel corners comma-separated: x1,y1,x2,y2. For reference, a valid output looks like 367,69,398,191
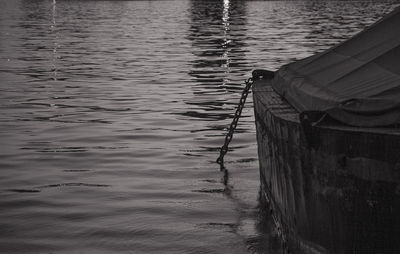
252,6,400,254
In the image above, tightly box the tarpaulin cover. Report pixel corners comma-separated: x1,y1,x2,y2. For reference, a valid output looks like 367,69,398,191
272,6,400,127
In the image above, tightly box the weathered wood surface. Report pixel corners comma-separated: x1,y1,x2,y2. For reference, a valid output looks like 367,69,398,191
252,78,400,254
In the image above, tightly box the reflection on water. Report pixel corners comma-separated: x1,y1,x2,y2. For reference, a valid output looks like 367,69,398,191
0,0,398,253
187,0,250,124
51,0,58,81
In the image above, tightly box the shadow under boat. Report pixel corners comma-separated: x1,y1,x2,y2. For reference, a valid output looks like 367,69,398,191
252,6,400,254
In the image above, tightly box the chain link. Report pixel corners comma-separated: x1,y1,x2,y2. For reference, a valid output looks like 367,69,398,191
217,77,254,171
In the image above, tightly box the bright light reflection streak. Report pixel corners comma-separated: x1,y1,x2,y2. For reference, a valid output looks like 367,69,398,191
222,0,231,74
52,0,58,80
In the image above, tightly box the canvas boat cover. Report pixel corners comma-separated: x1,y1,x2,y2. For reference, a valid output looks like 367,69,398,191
272,6,400,127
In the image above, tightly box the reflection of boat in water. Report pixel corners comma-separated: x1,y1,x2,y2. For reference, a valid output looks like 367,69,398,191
252,6,400,254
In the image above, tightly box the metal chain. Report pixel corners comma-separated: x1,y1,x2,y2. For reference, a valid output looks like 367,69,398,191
217,77,254,171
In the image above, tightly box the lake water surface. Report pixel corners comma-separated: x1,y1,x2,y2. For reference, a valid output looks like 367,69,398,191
0,0,398,253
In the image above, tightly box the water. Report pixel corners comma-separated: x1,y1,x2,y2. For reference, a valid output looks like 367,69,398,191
0,0,397,253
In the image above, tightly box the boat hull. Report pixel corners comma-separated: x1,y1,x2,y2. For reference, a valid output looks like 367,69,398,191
252,77,400,254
